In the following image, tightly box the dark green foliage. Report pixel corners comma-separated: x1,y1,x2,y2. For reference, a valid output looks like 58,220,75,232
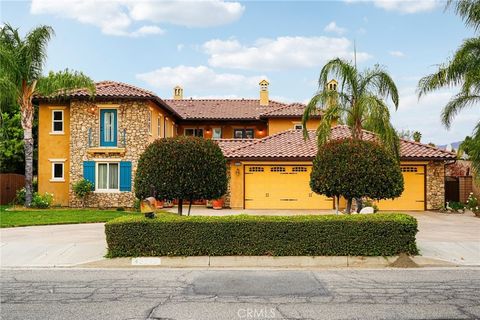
0,111,24,173
73,179,94,207
311,139,404,200
134,137,228,213
105,213,418,257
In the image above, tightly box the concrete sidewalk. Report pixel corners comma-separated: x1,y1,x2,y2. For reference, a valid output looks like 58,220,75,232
0,223,106,267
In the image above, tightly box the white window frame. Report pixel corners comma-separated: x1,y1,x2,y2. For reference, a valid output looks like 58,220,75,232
49,159,66,182
95,161,120,193
148,110,152,135
51,110,64,134
212,127,222,140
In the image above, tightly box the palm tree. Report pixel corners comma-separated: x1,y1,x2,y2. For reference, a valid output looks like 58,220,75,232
302,58,400,156
418,1,480,180
0,24,95,206
303,58,400,213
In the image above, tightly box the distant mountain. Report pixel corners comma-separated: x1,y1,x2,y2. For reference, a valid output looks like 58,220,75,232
438,141,463,151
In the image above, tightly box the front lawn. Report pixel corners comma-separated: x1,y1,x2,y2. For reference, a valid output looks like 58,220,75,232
0,206,140,228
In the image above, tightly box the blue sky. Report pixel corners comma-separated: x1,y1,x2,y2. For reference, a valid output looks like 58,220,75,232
2,0,478,144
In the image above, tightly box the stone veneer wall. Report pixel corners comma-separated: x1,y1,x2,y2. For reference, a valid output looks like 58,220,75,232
69,100,151,208
223,161,232,208
426,161,446,210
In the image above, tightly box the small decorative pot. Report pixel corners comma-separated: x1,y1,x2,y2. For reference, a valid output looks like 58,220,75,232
212,199,224,210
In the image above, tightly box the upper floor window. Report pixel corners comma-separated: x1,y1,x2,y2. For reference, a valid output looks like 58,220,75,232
52,110,64,133
234,128,254,139
148,110,152,135
185,128,204,137
294,124,303,130
157,116,162,137
212,128,222,140
100,109,117,147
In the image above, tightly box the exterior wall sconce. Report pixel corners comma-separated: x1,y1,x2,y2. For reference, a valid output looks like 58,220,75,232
235,168,240,176
88,105,96,115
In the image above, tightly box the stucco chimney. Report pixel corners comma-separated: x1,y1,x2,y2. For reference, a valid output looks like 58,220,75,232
173,85,183,100
259,79,269,106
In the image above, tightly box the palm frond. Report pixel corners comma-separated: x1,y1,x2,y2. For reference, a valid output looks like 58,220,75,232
446,0,480,31
319,58,358,95
441,92,480,128
36,69,95,98
22,25,54,82
360,65,399,109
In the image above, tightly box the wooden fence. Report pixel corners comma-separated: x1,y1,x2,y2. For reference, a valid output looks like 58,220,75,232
0,174,25,205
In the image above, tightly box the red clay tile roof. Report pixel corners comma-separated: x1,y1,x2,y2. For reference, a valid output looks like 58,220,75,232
260,103,321,118
222,125,456,161
52,81,158,99
163,99,290,120
215,139,257,154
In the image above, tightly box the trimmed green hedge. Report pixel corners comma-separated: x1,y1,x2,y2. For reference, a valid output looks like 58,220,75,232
105,213,418,257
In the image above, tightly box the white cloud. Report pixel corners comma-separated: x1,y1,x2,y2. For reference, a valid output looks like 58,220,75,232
136,65,267,96
30,0,244,36
389,50,405,57
391,86,479,144
324,21,347,35
203,36,371,71
345,0,439,14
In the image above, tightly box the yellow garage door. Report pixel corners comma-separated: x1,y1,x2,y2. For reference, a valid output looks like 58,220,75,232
244,165,333,209
378,165,425,211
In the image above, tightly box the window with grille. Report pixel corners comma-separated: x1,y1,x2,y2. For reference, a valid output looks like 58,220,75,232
249,166,264,172
270,166,286,172
401,166,418,172
292,166,307,172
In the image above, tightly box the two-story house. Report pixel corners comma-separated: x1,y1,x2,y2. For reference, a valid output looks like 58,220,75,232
36,80,455,210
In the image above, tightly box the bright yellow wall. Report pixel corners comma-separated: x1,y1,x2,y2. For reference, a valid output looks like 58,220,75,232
148,101,177,142
268,118,321,135
38,103,70,206
228,160,314,209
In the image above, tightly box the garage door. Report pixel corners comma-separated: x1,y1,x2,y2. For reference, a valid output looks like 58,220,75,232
377,165,425,211
244,165,333,209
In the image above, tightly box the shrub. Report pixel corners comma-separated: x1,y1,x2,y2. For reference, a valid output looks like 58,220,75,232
134,137,228,215
448,201,466,212
311,139,404,212
73,179,94,207
14,187,26,205
362,199,379,213
31,192,53,209
133,198,141,212
105,213,418,257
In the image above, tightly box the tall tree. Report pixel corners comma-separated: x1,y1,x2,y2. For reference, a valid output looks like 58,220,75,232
303,58,400,212
418,0,480,180
302,58,400,158
0,24,95,206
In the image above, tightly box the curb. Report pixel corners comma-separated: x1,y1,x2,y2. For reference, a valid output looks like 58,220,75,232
77,255,457,269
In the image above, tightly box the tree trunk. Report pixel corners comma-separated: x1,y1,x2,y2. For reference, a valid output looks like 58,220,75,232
20,88,35,207
188,199,193,216
355,198,363,213
346,198,353,214
335,196,339,215
178,199,183,215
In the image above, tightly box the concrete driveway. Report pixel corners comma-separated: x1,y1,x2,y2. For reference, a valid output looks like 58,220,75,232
1,210,479,267
1,223,106,267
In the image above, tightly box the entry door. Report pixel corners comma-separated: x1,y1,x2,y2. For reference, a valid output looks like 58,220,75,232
244,165,333,209
377,165,425,211
100,109,117,147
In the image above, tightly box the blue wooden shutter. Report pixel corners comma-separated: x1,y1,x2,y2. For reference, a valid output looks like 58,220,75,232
119,161,132,192
83,161,95,190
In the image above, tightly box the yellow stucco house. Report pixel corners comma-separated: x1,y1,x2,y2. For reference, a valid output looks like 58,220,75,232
36,80,455,210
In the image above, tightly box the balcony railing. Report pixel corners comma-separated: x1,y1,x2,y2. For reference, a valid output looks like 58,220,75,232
87,128,127,155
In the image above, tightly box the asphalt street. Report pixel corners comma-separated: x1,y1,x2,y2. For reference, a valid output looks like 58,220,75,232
1,268,479,320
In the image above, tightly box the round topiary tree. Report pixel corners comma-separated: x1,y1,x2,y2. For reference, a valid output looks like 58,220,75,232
135,136,228,215
311,138,404,213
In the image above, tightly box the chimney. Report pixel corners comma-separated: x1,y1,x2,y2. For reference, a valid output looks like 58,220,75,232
259,79,269,106
326,79,338,91
173,85,183,100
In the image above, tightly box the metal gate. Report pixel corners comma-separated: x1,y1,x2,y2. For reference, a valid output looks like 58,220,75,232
445,176,460,203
